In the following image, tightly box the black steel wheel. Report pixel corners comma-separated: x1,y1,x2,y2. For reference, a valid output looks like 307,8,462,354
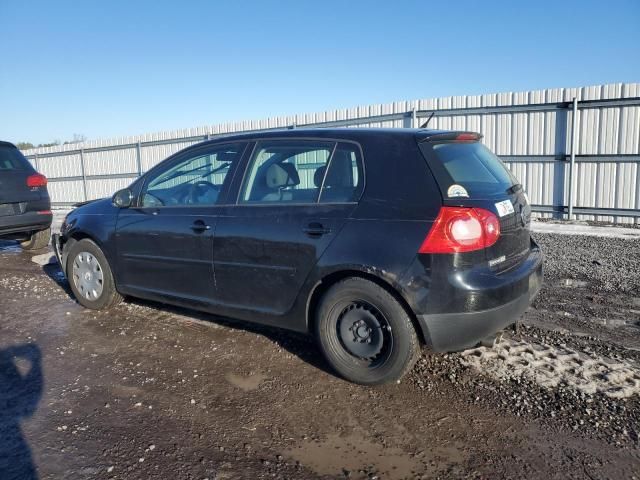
315,277,419,385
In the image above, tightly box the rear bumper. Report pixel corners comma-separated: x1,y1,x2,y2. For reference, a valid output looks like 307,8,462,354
416,246,543,352
0,211,52,236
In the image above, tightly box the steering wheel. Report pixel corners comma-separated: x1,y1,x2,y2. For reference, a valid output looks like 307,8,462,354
187,180,219,204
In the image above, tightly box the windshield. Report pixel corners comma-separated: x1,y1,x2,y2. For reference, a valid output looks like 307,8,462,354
423,142,518,197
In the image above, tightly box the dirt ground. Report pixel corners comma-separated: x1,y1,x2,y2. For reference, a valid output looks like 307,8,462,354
0,231,639,480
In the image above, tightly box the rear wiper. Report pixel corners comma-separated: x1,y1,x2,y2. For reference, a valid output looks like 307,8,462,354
506,183,522,194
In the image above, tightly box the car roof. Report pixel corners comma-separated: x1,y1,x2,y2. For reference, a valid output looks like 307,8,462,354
0,140,17,148
199,127,462,145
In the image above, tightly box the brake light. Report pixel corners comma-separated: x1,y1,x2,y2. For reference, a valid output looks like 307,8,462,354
454,133,480,142
27,173,48,188
419,207,500,254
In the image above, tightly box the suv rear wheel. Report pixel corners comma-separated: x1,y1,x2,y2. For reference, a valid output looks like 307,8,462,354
315,277,419,385
20,227,51,251
66,238,122,310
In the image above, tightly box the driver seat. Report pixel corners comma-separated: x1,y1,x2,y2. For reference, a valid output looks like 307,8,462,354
262,163,300,201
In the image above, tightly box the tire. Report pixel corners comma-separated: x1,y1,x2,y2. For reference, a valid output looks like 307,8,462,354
315,277,419,385
20,227,51,251
66,238,123,310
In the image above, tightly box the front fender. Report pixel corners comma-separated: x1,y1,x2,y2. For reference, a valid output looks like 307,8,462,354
58,199,119,275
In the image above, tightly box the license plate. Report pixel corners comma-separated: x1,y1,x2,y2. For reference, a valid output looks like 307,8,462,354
494,199,515,217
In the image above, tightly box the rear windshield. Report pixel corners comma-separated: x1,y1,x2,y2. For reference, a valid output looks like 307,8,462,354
421,141,517,197
0,146,33,171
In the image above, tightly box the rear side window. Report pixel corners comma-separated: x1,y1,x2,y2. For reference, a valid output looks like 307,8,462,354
239,140,364,204
421,142,517,197
240,141,335,204
318,143,364,203
0,146,33,171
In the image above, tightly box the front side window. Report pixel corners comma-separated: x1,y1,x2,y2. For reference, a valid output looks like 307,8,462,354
142,143,245,207
240,141,335,204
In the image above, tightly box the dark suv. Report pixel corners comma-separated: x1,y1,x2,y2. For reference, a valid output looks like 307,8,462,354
0,141,52,250
52,128,542,385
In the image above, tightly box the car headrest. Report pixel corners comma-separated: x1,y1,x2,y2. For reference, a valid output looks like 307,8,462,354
314,151,354,189
313,166,326,187
265,163,300,189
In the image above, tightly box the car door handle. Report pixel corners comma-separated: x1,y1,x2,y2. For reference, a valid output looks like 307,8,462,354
303,222,331,237
190,220,211,233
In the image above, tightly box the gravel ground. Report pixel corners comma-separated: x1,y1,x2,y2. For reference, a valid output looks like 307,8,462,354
0,229,639,479
534,233,640,293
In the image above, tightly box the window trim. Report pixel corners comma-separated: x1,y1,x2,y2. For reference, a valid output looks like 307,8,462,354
135,141,248,209
232,137,365,207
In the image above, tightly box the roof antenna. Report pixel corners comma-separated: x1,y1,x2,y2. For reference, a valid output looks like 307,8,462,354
420,111,435,129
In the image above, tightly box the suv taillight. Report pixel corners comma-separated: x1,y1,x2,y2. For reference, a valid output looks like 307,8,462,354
27,173,47,188
419,207,500,254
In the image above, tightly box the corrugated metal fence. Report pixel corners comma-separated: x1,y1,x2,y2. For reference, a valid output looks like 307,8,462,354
21,83,640,223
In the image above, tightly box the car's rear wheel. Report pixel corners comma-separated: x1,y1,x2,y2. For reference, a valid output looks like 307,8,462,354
315,277,419,385
20,227,51,251
66,238,122,310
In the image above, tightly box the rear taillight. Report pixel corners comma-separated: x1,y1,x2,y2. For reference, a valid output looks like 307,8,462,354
419,207,500,254
27,173,48,188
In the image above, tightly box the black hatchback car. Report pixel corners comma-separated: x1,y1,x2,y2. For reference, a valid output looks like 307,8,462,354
53,128,542,385
0,141,52,250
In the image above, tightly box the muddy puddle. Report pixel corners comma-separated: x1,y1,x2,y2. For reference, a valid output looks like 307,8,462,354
286,431,464,479
226,372,267,391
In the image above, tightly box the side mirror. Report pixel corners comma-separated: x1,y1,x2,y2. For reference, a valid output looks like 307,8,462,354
112,188,134,208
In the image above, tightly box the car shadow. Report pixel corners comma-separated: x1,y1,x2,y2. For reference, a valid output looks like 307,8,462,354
127,297,334,377
41,261,335,378
42,262,75,300
0,343,43,480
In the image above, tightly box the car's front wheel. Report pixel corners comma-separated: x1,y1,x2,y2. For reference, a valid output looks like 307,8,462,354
315,277,419,385
20,227,51,251
66,238,122,310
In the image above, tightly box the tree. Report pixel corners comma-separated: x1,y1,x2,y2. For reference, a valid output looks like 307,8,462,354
15,134,85,150
63,134,86,145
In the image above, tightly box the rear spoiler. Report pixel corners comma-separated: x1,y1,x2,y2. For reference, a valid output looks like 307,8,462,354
418,131,483,143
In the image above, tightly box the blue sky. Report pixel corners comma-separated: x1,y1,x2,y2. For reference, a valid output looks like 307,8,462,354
1,0,639,145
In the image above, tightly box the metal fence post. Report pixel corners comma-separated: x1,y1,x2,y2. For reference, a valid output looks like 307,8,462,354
136,142,143,176
567,97,579,220
402,108,416,128
33,153,39,172
79,149,88,201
